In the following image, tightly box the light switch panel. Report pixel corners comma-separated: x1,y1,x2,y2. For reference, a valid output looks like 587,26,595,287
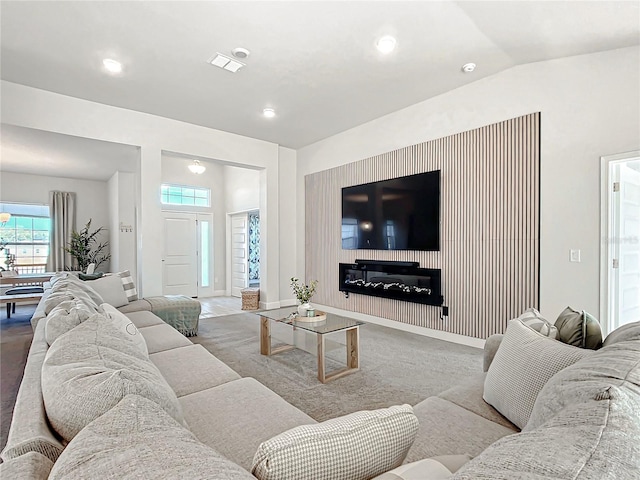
570,249,581,262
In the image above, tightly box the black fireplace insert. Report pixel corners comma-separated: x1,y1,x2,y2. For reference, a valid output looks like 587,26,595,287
339,260,443,306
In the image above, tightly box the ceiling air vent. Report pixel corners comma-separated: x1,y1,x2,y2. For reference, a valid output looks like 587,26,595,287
207,53,245,73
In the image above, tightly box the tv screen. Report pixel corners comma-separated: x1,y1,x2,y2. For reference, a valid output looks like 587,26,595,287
341,170,440,251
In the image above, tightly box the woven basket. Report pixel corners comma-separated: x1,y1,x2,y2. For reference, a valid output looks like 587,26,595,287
241,288,260,310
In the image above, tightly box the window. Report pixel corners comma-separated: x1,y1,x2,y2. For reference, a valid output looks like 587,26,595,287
0,215,51,271
161,184,210,207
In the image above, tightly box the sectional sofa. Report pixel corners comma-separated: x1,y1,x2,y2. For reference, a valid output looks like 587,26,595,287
1,273,639,479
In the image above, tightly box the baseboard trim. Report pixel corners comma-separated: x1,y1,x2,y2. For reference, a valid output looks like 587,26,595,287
261,301,282,310
314,304,486,350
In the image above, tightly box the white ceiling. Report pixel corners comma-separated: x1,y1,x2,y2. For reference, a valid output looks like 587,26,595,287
0,125,139,181
1,1,639,152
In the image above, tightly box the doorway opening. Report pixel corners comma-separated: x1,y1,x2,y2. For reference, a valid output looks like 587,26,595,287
601,151,640,335
228,210,260,297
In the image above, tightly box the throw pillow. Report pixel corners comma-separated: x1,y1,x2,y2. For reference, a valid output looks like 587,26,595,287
51,280,103,308
99,303,148,358
85,275,129,307
252,404,419,480
42,316,181,442
483,319,594,429
49,395,254,480
517,308,558,338
554,306,603,349
78,272,104,281
44,299,94,346
105,270,138,302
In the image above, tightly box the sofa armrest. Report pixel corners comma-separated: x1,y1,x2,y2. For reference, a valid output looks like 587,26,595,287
483,334,504,372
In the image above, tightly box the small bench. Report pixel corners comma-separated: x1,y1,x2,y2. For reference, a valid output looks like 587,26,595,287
1,288,45,318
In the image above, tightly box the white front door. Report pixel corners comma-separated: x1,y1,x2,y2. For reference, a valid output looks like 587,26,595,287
611,161,640,330
162,212,197,297
230,213,249,297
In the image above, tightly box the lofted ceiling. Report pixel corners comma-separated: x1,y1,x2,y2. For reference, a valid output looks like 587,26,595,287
1,1,639,152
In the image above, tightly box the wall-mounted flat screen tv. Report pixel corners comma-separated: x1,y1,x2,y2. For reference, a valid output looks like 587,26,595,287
341,170,440,251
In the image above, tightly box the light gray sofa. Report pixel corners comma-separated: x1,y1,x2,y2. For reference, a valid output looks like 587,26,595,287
1,276,639,479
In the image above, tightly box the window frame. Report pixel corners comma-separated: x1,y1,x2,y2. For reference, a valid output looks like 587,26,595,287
160,183,211,207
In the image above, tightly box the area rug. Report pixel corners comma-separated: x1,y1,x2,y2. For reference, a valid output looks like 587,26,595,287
192,313,483,421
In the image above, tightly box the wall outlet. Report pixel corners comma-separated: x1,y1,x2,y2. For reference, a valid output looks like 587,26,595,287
570,249,581,263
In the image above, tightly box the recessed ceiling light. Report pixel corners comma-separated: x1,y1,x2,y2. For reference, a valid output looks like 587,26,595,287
207,53,245,73
232,47,250,59
263,108,276,118
376,35,396,54
462,63,476,73
102,58,122,74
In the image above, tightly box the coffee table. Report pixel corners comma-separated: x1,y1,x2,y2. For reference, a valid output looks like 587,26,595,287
255,307,364,383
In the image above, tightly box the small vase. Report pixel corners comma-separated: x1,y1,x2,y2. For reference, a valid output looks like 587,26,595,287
297,302,311,317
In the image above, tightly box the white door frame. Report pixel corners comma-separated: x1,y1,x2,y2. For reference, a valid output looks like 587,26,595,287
600,150,640,335
226,209,257,296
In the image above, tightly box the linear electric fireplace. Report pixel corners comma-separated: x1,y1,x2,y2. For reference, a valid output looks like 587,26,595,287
339,260,443,306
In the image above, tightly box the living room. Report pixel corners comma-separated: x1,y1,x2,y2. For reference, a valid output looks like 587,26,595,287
1,2,639,479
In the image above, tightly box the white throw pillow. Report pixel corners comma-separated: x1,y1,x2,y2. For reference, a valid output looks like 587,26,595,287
85,275,129,307
99,303,148,358
483,319,594,429
252,404,419,480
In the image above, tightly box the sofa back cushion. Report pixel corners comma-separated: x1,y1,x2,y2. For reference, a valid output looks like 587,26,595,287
526,340,640,431
252,404,419,480
50,278,103,307
44,300,95,346
49,394,254,480
483,319,594,429
42,315,180,442
603,320,640,347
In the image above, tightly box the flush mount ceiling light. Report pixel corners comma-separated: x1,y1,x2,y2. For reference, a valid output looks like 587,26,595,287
376,35,397,54
262,108,276,118
462,63,476,73
102,58,123,74
207,53,245,73
188,160,206,174
232,47,250,59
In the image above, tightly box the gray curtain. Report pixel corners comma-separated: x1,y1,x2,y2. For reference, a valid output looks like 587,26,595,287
47,191,76,272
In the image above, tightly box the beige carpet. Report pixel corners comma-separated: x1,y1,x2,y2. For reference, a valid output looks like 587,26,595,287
191,313,483,421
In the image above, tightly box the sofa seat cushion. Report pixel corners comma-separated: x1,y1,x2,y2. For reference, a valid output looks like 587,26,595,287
49,394,255,480
372,457,467,480
437,374,517,430
405,397,515,464
150,344,241,397
42,316,183,442
252,404,419,480
483,318,594,429
138,323,192,353
451,385,640,479
118,298,152,314
0,452,53,480
180,377,316,471
125,309,164,328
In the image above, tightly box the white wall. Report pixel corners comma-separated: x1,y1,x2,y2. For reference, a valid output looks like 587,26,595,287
278,147,298,305
224,165,260,213
297,46,640,327
107,171,137,279
2,81,289,303
161,153,226,293
0,171,111,271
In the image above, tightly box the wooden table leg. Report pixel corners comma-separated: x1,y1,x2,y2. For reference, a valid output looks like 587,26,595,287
317,334,326,383
346,327,359,369
260,317,271,355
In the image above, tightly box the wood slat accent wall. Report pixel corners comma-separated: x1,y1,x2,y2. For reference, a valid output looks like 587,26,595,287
305,113,540,339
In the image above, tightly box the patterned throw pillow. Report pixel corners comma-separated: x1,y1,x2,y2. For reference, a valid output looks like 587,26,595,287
106,270,138,302
517,308,558,339
252,404,419,480
483,319,594,429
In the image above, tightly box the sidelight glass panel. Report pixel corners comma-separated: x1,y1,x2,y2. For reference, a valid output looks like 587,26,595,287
201,221,210,287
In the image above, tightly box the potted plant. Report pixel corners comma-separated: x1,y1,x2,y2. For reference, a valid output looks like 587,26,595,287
64,219,111,272
290,277,318,316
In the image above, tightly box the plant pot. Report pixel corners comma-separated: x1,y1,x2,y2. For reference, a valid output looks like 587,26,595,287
297,303,311,317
